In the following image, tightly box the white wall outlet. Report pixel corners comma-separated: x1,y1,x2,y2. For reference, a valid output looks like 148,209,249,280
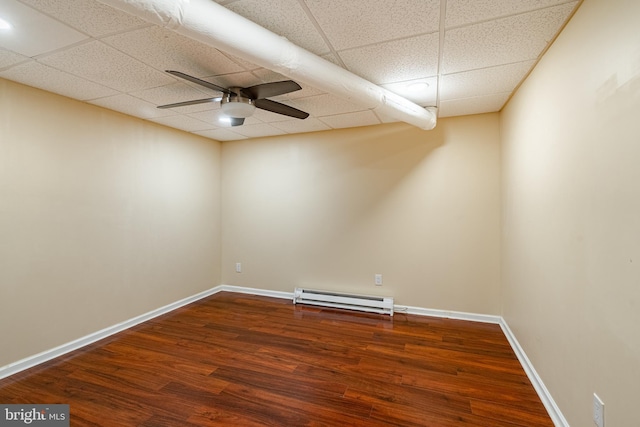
593,393,604,427
235,262,242,273
374,274,383,286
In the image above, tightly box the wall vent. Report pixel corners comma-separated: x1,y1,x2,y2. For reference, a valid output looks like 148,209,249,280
293,288,394,316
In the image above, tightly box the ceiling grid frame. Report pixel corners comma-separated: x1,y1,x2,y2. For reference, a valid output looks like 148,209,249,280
0,0,582,140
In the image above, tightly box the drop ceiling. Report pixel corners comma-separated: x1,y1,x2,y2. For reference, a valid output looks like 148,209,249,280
0,0,580,141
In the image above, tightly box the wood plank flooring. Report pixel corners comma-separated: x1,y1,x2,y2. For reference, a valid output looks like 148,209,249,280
0,292,553,426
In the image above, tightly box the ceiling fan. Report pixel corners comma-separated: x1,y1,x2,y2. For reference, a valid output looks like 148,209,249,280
157,70,309,126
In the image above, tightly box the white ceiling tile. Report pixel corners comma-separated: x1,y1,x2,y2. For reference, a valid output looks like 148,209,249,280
172,103,220,115
166,103,220,115
340,33,439,84
220,52,260,71
305,0,440,50
187,109,225,127
270,118,331,134
440,61,535,101
18,0,148,37
320,110,381,129
130,82,215,106
231,123,287,138
439,92,511,117
252,106,301,123
103,26,246,77
224,0,330,55
251,68,289,83
149,115,215,132
0,61,118,100
381,77,438,106
291,94,368,117
0,0,88,57
0,47,28,68
89,94,175,119
207,71,262,89
446,0,578,28
194,128,248,141
442,3,578,74
39,41,175,92
284,84,326,100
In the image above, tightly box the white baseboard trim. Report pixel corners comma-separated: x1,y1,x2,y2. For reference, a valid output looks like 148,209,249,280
396,303,567,426
0,284,568,427
394,304,502,324
0,285,225,380
217,284,293,300
498,319,569,427
0,285,291,380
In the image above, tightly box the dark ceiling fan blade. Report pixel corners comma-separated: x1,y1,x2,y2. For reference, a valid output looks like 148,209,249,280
229,117,245,126
242,80,302,99
157,97,221,109
255,98,309,119
166,70,231,94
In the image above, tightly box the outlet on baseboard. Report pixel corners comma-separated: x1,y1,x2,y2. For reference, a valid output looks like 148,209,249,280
593,393,604,427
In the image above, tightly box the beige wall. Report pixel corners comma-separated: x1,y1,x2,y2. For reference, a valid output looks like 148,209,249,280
221,116,501,313
501,0,640,425
9,2,637,422
0,79,222,367
1,78,502,369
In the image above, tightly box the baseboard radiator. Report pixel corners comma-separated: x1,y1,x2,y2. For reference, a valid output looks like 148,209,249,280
293,288,394,316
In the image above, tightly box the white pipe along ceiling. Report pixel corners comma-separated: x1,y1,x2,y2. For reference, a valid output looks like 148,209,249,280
95,0,438,131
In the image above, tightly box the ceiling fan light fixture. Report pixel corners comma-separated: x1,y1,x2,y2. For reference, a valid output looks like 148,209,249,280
220,94,256,118
221,101,255,118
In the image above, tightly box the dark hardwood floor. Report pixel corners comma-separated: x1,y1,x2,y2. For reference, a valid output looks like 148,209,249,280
0,292,553,426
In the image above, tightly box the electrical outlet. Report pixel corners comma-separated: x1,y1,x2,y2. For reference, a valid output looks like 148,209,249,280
374,274,383,286
593,393,604,427
235,262,242,273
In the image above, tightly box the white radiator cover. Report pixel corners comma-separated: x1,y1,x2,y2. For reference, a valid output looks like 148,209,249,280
293,288,394,316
